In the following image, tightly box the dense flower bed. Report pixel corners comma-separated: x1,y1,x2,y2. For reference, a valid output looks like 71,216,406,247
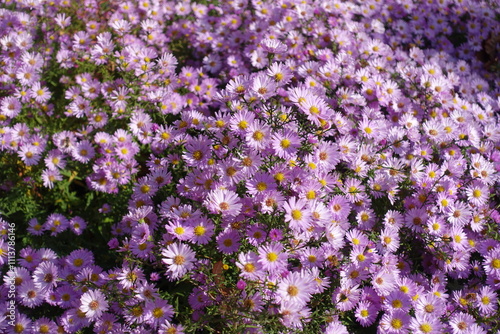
1,0,500,333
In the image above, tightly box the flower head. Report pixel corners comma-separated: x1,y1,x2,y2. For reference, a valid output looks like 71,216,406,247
80,290,109,320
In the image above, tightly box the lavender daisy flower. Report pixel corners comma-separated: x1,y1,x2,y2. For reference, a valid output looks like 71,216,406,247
18,280,44,308
72,139,95,163
205,188,242,217
18,145,41,166
27,218,44,236
236,251,264,281
33,261,58,292
190,217,215,245
65,249,94,273
30,317,57,334
476,286,497,316
276,270,315,308
10,312,31,334
261,38,288,54
379,309,411,333
162,242,196,281
54,285,80,309
409,314,444,334
44,213,69,236
216,229,241,254
41,168,62,189
30,82,51,104
69,216,87,235
449,312,476,334
355,300,379,327
283,197,312,232
144,299,174,328
257,243,288,274
79,290,109,320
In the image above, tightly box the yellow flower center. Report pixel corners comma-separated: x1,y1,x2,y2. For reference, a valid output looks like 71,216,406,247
252,130,264,141
391,318,403,329
280,139,291,148
287,285,299,297
244,263,255,272
173,255,185,265
267,252,278,262
420,324,432,333
256,182,267,192
194,226,206,236
291,209,302,220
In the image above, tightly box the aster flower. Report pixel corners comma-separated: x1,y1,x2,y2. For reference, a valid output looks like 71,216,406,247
446,201,471,227
246,172,277,197
144,299,174,328
379,228,400,253
162,242,196,281
372,269,397,296
9,312,31,334
0,96,22,118
261,38,288,54
30,82,51,104
464,181,489,207
159,321,185,334
415,293,446,317
41,168,62,189
475,286,497,316
283,197,312,232
384,290,412,313
205,188,242,217
272,128,301,159
44,213,69,236
276,270,315,308
54,285,80,309
329,195,352,220
33,261,58,292
379,309,411,333
245,120,271,151
18,280,44,308
236,251,264,281
267,62,293,85
165,221,194,242
483,246,500,277
449,312,476,334
216,229,241,254
355,301,378,327
79,290,109,320
65,249,94,273
18,145,41,166
190,218,215,245
31,317,58,334
257,242,288,274
333,283,361,311
27,218,44,236
409,314,444,334
117,266,146,290
69,216,87,235
183,135,212,167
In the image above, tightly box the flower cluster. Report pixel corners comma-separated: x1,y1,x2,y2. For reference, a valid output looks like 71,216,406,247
1,0,500,333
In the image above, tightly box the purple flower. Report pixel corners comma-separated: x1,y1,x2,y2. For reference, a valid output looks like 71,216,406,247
33,261,58,292
79,290,109,320
162,243,196,281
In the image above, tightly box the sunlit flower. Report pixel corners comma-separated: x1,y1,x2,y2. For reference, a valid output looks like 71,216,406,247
80,290,109,320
